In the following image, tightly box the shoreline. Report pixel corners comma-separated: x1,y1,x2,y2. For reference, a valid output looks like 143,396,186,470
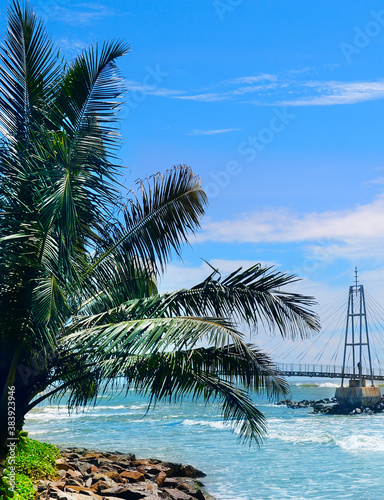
35,446,217,500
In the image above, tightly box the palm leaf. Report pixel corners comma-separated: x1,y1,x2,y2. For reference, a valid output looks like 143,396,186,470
163,265,320,338
74,265,319,339
0,0,61,143
62,315,243,357
85,166,207,284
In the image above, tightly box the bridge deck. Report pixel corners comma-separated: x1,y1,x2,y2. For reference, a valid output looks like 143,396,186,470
276,363,384,380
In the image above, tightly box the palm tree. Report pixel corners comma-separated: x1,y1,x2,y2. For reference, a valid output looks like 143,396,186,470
0,0,320,475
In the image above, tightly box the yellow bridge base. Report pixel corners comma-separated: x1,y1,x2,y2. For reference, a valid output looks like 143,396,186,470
335,380,381,408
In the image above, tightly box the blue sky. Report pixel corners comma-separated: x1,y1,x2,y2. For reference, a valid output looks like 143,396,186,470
4,0,384,358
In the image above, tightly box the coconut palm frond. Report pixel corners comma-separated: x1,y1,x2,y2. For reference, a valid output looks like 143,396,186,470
61,315,243,358
73,265,319,340
86,166,207,282
162,265,320,338
0,0,61,143
52,39,130,164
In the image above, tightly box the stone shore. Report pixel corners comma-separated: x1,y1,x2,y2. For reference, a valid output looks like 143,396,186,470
35,447,216,500
276,395,384,414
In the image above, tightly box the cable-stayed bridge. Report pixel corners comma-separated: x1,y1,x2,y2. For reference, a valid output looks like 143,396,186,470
269,269,384,386
275,363,384,381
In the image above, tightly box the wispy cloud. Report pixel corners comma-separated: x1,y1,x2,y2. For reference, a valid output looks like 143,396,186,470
174,92,230,102
39,3,121,25
173,75,278,102
125,80,184,98
122,73,279,103
365,176,384,185
187,128,240,136
125,69,384,107
277,81,384,106
223,74,277,85
56,38,89,57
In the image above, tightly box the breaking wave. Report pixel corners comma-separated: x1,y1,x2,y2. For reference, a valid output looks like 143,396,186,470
295,382,339,388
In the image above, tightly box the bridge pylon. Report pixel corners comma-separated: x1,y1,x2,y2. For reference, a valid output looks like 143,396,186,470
335,267,381,407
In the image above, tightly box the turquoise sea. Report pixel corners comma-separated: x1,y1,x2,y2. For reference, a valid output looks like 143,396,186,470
25,378,384,500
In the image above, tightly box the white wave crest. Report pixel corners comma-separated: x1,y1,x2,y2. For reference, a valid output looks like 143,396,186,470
294,382,339,388
26,404,133,421
337,434,384,452
268,430,335,445
182,419,228,430
91,405,126,410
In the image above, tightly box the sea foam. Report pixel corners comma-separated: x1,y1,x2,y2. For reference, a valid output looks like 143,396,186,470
337,434,384,452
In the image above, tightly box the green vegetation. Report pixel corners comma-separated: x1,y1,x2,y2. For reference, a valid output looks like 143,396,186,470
0,436,59,499
0,0,320,480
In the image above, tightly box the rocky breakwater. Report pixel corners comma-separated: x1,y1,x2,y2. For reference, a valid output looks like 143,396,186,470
35,448,216,500
276,395,384,415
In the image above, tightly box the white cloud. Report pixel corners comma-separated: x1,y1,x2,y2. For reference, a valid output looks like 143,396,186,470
365,176,384,185
196,195,384,261
187,128,240,136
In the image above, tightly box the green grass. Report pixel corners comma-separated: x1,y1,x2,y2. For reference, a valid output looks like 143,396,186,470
0,434,60,499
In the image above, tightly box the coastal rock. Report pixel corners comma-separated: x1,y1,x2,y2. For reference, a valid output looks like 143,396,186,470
105,471,124,483
163,488,194,500
277,395,384,415
159,463,205,479
120,470,145,482
99,485,146,498
56,461,76,471
65,494,95,500
92,479,117,493
178,466,205,479
162,479,179,488
154,471,167,486
101,483,158,498
66,469,83,479
70,461,95,474
36,448,214,500
312,402,338,411
65,478,84,488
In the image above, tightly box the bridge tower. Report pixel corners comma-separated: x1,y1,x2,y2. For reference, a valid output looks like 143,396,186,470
335,267,381,407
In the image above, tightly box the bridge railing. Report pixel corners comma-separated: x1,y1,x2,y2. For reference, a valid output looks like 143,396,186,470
275,363,384,379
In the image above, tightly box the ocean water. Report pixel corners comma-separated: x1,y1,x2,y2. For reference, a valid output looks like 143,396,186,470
24,378,384,500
